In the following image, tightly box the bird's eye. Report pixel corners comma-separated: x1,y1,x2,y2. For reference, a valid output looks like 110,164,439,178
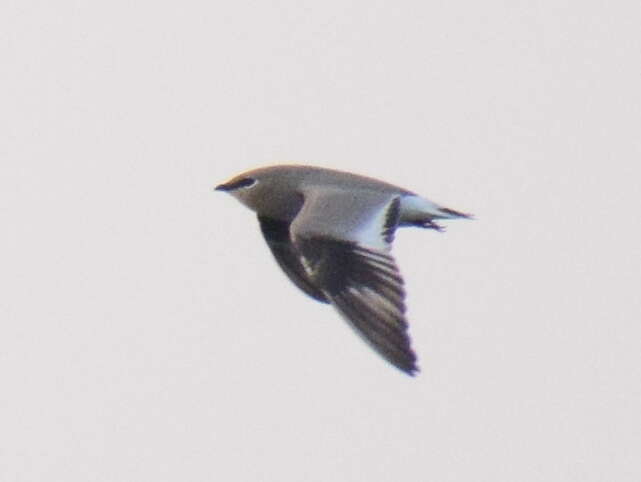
218,177,256,191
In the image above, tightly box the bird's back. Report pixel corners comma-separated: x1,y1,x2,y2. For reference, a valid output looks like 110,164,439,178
249,165,414,196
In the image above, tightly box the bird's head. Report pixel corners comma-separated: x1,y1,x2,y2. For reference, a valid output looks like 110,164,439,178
215,165,305,219
215,171,261,208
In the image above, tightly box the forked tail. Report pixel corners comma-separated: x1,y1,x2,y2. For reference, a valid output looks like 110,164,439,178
399,195,473,231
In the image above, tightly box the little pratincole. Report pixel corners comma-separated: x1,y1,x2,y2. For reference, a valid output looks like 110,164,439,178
215,165,471,375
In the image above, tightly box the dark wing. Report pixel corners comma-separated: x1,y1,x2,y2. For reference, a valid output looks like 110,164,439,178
290,191,418,375
257,215,328,303
297,237,417,375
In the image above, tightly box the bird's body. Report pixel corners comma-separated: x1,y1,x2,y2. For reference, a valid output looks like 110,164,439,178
216,165,470,375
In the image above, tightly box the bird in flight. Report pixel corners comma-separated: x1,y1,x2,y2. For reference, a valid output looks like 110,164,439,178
215,165,470,375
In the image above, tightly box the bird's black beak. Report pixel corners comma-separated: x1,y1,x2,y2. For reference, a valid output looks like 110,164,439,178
214,183,230,192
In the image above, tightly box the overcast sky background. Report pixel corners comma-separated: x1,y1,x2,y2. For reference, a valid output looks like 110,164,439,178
2,1,640,481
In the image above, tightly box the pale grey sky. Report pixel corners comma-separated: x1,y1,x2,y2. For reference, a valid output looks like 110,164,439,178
2,1,640,481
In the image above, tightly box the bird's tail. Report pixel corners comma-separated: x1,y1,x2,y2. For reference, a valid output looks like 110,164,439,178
399,195,472,231
435,206,473,220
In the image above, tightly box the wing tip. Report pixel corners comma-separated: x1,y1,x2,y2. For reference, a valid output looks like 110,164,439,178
395,355,420,376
